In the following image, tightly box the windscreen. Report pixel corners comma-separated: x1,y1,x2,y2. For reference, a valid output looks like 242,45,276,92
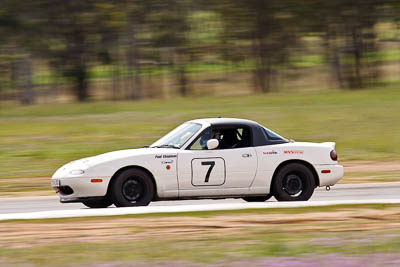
151,123,202,148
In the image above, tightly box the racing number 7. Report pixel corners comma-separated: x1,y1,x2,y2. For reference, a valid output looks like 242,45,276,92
201,161,215,183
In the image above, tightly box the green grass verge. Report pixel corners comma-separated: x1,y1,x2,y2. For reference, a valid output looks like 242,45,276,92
1,85,400,181
1,203,395,224
3,231,399,266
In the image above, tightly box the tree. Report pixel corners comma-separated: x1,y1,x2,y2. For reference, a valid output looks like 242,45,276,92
0,0,36,104
214,0,298,92
150,0,192,96
295,0,381,89
122,0,151,100
34,0,123,101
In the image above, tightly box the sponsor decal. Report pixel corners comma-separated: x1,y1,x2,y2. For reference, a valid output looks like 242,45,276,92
163,154,177,158
263,150,278,155
155,154,177,159
161,160,174,164
284,150,304,154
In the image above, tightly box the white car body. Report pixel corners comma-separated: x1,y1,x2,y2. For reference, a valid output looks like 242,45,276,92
52,118,344,206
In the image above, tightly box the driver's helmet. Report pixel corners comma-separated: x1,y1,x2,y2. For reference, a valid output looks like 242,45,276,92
199,130,211,149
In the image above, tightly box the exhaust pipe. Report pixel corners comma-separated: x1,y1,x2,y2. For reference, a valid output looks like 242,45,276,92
326,185,331,191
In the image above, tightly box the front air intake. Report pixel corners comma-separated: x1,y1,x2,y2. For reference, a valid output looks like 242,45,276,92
59,186,74,195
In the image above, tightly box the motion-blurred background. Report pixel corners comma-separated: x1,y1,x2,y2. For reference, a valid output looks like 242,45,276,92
1,0,400,102
1,1,400,266
0,0,399,192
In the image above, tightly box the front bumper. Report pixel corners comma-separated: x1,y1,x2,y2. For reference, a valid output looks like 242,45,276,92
60,196,106,203
315,164,344,186
51,176,111,199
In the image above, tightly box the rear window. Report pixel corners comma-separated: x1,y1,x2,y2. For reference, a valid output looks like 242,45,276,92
262,127,286,141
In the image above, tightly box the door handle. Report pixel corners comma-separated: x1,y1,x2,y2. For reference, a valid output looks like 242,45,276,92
242,153,252,158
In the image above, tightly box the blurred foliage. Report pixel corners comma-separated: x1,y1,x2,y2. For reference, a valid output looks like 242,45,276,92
1,0,400,103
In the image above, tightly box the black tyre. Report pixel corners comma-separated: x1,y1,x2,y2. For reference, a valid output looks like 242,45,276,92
110,168,155,207
242,194,272,202
272,163,316,201
82,197,113,208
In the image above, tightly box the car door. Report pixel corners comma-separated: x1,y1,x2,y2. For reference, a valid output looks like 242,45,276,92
177,125,258,197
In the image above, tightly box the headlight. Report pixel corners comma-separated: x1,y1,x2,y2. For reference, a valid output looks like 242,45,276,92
69,169,85,175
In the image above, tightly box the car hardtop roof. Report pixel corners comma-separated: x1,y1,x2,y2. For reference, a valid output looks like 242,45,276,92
189,118,262,128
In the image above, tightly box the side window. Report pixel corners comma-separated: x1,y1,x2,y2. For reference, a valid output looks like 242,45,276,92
189,127,212,150
214,127,251,149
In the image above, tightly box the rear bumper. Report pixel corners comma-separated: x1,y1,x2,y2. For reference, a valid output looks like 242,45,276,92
315,164,344,186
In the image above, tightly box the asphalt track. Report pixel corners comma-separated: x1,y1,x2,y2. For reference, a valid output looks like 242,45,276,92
0,182,399,220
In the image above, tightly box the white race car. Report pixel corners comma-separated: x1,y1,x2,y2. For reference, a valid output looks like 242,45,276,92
51,118,344,208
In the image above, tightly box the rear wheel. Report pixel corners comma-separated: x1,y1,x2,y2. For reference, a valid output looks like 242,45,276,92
242,194,272,202
273,163,315,201
82,198,112,208
110,169,155,207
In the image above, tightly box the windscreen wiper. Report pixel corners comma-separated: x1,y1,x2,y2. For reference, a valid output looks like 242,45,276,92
150,144,180,149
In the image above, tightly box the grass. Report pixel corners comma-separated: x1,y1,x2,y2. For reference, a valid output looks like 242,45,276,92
342,171,400,183
1,85,400,183
0,204,399,266
3,203,396,223
6,234,399,266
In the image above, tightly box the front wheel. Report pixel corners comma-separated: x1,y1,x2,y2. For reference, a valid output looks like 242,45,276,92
82,197,113,208
110,169,155,207
272,163,315,201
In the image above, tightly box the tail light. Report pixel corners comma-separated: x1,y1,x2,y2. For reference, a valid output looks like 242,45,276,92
330,150,338,161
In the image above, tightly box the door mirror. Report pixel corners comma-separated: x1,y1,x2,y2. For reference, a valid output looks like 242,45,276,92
207,139,219,150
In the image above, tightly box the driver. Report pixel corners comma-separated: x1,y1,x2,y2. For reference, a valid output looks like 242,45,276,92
199,129,211,149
